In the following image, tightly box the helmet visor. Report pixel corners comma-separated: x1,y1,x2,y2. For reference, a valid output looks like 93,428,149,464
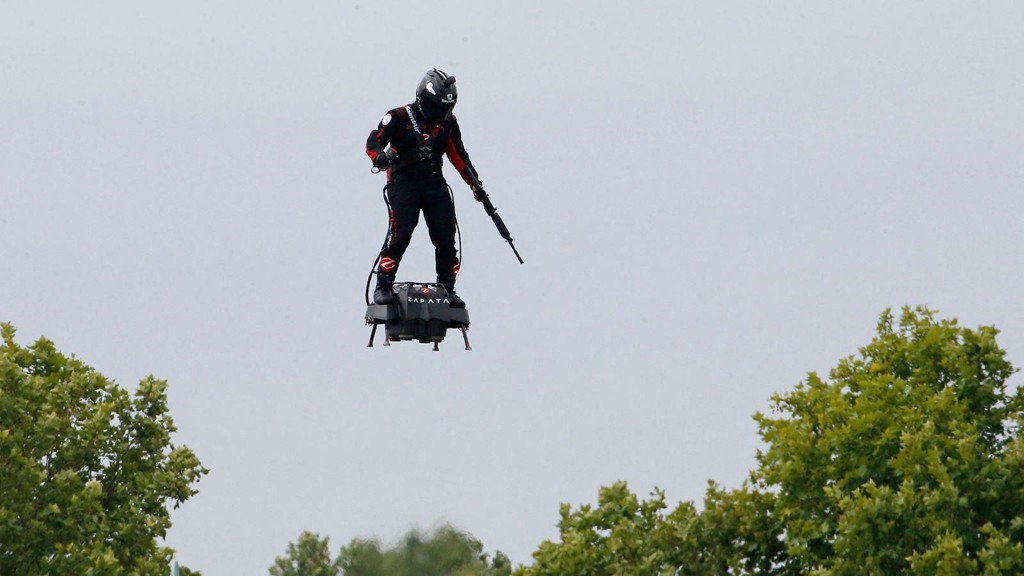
420,98,454,122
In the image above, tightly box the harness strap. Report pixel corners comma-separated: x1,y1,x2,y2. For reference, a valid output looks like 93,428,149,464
388,105,442,174
404,105,422,137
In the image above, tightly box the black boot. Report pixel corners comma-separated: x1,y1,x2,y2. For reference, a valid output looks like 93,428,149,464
373,273,398,305
439,277,465,309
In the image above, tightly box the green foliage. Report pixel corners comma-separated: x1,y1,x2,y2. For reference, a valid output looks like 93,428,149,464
0,323,208,575
519,482,694,576
754,306,1024,574
338,524,509,576
517,481,787,576
270,531,341,576
519,307,1024,575
687,482,790,575
272,524,509,576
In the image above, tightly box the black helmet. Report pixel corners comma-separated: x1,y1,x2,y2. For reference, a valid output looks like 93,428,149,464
416,69,457,122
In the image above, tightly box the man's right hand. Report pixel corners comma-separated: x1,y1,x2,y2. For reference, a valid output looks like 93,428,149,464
373,153,391,169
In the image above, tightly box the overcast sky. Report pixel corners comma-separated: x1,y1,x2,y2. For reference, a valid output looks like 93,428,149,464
3,1,1023,574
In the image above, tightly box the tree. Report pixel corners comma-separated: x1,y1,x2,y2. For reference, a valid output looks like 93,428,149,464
270,531,340,576
517,481,698,576
519,307,1024,575
338,524,509,576
754,306,1024,574
0,323,208,575
273,524,510,576
515,481,785,576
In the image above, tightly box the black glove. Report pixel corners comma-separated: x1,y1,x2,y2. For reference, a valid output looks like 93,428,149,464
373,152,391,169
472,185,485,202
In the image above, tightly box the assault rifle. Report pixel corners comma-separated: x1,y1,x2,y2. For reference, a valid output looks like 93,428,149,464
466,172,524,264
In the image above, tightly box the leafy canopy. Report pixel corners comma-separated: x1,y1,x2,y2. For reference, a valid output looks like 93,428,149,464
754,306,1024,574
0,323,208,575
271,525,511,576
518,307,1024,575
270,531,341,576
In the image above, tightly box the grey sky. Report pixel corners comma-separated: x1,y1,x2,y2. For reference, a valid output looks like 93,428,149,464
3,1,1022,574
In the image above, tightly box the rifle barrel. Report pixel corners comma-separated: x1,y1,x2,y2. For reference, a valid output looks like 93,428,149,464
476,190,523,264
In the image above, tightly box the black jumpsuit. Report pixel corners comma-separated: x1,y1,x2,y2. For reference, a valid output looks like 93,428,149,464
366,104,480,283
